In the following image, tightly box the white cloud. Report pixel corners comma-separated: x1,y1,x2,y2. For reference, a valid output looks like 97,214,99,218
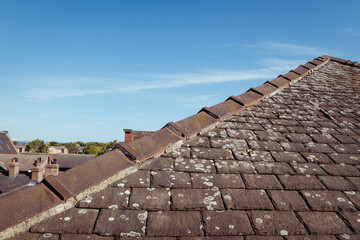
22,66,286,102
339,27,360,36
245,41,337,56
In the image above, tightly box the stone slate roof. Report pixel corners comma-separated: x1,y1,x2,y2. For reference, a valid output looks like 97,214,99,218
1,55,360,239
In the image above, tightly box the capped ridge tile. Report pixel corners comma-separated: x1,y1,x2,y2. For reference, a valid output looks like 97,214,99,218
55,149,136,196
231,89,264,107
42,175,73,201
172,111,219,139
117,127,183,161
200,99,246,121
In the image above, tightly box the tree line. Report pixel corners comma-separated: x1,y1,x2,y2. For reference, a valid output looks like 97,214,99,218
19,139,118,156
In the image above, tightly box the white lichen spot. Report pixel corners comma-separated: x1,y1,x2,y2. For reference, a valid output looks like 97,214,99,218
42,233,52,238
215,226,220,230
147,188,155,191
280,230,288,236
120,232,141,237
345,191,356,195
337,197,346,203
117,183,125,187
108,217,115,221
64,217,71,221
341,234,351,239
108,205,118,210
78,209,87,214
224,195,232,201
133,203,139,207
229,225,234,229
81,196,93,204
137,212,148,221
264,214,271,219
255,218,263,224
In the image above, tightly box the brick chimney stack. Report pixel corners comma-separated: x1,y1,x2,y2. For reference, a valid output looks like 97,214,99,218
8,157,19,177
31,158,43,182
45,156,59,176
124,129,133,143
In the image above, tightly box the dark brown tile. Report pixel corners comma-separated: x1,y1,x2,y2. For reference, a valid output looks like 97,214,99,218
203,211,253,235
250,210,307,235
171,188,224,210
113,170,150,188
191,147,233,160
129,188,170,210
269,190,309,211
319,176,356,191
77,187,130,209
271,151,306,163
298,211,351,234
222,189,273,210
243,174,283,190
278,175,325,190
147,211,203,237
301,190,356,211
190,173,244,189
94,209,147,237
254,162,294,175
151,171,191,188
31,208,99,234
215,160,256,174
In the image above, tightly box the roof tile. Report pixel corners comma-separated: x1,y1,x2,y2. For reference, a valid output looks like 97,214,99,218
31,208,99,234
203,211,253,236
267,76,290,89
268,190,309,211
0,184,63,233
250,210,307,235
170,112,218,139
55,150,135,196
252,83,279,97
222,189,273,210
118,128,183,161
93,209,147,237
230,89,264,107
292,66,310,75
147,211,203,237
298,212,351,234
201,99,245,120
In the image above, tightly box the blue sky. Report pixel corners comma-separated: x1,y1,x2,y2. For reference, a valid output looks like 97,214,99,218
0,1,359,142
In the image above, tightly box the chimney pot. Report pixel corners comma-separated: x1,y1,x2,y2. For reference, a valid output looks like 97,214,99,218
31,167,43,182
9,161,19,177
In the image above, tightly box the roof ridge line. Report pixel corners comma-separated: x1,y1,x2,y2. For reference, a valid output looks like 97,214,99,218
323,55,360,68
114,55,331,163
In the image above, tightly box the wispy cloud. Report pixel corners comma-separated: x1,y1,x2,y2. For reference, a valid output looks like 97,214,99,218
22,63,293,102
176,94,218,109
339,27,360,36
246,42,336,56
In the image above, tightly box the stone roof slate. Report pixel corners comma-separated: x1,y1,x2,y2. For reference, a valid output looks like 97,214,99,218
1,55,360,239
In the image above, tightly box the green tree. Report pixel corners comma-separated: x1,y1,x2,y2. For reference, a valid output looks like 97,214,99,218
49,141,60,146
13,141,19,145
84,145,102,155
26,139,48,153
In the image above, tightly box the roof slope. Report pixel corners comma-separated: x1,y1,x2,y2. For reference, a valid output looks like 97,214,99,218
0,132,18,154
2,56,360,239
